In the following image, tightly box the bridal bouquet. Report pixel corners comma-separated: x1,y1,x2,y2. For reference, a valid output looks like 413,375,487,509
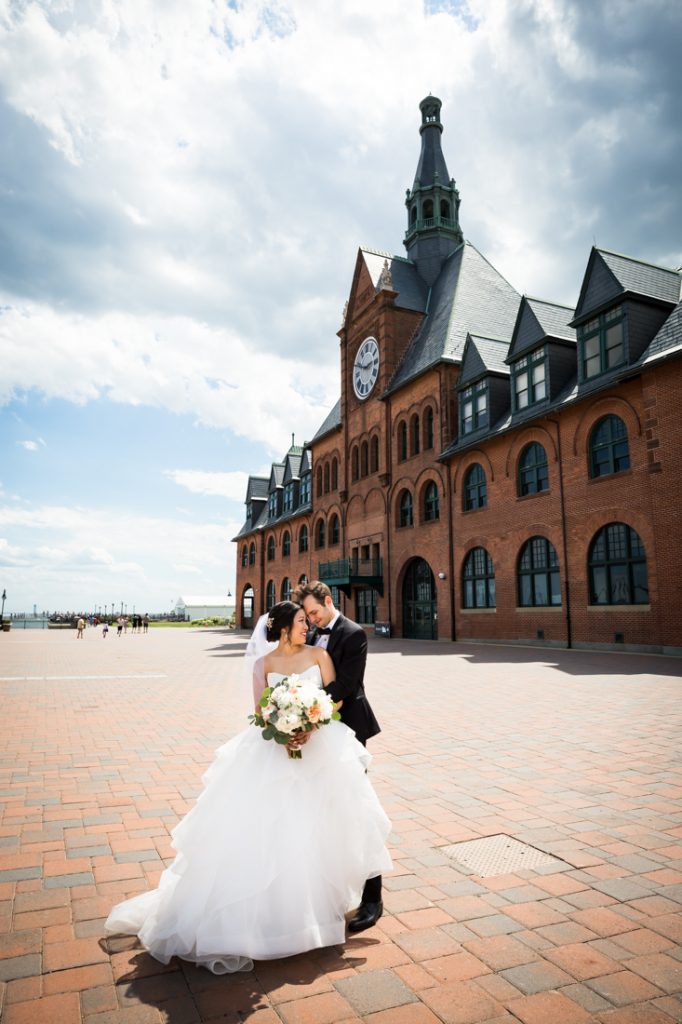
249,674,340,759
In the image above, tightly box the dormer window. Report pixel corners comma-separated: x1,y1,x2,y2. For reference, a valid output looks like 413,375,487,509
579,308,625,380
512,347,547,411
283,482,294,513
460,381,488,436
299,474,311,505
268,493,277,518
246,502,252,521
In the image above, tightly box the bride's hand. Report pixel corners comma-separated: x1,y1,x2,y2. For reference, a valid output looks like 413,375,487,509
287,731,313,751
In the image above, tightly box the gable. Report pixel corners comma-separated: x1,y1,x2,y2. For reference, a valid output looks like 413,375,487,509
574,250,622,322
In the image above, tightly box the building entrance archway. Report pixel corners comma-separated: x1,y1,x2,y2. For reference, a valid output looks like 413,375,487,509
402,558,437,639
241,585,255,629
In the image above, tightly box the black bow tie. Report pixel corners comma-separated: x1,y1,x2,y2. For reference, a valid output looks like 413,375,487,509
315,626,332,636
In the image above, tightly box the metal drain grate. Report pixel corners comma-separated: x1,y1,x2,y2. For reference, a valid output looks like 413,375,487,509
442,834,566,877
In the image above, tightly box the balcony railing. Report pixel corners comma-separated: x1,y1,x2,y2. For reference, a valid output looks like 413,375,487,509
318,558,384,596
404,215,457,240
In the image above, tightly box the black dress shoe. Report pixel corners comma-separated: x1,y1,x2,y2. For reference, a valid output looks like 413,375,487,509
348,900,383,933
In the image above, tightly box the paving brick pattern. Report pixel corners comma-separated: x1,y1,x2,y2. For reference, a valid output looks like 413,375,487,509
0,628,681,1022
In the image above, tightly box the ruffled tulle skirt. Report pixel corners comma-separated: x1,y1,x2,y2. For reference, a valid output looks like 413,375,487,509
104,721,392,973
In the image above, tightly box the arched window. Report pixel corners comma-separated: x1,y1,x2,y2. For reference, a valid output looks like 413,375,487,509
351,446,359,481
463,464,487,511
518,537,561,607
298,574,308,585
315,518,326,549
298,525,308,553
331,457,338,491
462,548,496,608
330,514,340,545
423,198,433,219
423,407,434,450
410,205,417,225
281,577,292,601
361,441,369,478
397,421,407,462
249,542,256,566
440,199,450,220
398,490,413,528
589,523,648,605
266,580,276,610
316,467,323,498
241,585,254,625
282,531,291,557
589,415,630,478
423,481,439,522
370,435,379,473
410,414,420,456
324,463,330,494
267,536,275,562
518,442,549,496
241,545,248,568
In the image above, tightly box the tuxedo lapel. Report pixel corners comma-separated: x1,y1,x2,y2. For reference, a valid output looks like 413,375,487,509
325,614,344,657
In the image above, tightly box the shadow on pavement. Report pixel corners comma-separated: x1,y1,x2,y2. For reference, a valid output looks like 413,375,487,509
367,637,682,678
105,941,370,1021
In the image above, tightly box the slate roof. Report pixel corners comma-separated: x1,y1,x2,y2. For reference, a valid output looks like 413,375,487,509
641,299,682,365
268,463,285,491
282,453,302,484
311,399,342,442
507,298,575,362
385,241,521,395
573,248,681,324
245,476,268,501
360,248,428,312
458,335,510,387
300,448,312,475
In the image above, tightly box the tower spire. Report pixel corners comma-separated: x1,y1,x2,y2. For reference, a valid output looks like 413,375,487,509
404,96,463,285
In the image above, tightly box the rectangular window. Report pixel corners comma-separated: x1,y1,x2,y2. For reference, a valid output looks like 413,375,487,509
579,309,625,380
299,475,311,504
283,483,294,513
460,381,488,435
356,588,377,624
512,347,547,411
268,493,277,518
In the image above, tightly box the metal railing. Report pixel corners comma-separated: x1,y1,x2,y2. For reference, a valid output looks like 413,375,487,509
319,558,383,579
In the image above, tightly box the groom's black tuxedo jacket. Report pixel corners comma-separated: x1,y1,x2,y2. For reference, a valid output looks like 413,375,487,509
307,614,380,746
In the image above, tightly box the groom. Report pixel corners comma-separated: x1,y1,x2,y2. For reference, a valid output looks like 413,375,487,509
293,580,383,934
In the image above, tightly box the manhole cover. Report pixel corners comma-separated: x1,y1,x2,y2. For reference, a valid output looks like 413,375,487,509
442,834,566,877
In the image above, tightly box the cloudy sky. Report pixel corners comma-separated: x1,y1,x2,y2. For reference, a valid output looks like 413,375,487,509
1,0,680,616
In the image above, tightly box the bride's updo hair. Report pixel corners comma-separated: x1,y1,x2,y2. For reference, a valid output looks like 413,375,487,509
265,601,303,642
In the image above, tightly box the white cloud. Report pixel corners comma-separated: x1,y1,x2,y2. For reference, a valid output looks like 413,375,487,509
165,469,250,501
0,498,240,613
0,303,335,450
18,439,39,451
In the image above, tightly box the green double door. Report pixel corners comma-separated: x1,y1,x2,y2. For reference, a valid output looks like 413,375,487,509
402,559,437,640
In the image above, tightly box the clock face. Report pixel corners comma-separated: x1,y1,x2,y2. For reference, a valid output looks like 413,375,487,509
353,336,380,400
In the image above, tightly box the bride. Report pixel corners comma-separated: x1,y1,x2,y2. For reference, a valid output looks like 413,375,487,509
104,600,392,974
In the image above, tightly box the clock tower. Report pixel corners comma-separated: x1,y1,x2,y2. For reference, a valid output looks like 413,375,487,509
404,95,463,286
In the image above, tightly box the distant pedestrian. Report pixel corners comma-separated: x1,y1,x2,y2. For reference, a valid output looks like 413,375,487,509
76,617,85,639
117,617,123,637
123,617,129,634
143,613,149,634
102,622,109,638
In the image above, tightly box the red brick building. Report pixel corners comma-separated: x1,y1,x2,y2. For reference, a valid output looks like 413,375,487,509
234,96,682,655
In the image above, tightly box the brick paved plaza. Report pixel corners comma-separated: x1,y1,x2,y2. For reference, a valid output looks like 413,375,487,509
1,626,681,1024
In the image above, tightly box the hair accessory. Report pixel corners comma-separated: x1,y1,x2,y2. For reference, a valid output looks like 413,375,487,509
266,616,274,629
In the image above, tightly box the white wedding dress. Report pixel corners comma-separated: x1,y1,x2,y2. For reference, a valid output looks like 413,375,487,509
104,667,392,973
